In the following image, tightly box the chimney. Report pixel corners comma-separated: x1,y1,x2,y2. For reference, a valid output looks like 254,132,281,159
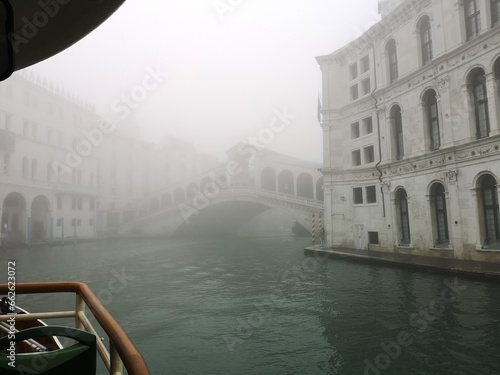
378,0,407,18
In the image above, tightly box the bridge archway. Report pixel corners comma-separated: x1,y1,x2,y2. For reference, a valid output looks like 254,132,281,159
278,169,294,195
2,192,28,243
261,167,276,191
297,173,314,199
316,177,324,201
31,194,51,242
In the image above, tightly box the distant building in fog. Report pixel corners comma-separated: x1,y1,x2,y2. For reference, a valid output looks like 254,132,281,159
317,0,500,262
0,71,218,243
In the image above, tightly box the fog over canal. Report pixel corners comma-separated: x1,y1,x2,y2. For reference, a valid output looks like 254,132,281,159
2,236,500,375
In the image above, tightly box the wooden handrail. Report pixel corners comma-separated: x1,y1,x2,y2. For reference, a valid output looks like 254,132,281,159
0,282,150,375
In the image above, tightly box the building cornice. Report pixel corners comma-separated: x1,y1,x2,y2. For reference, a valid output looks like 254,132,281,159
316,0,432,66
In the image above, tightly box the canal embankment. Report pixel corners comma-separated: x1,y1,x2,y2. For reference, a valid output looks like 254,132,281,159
304,246,500,281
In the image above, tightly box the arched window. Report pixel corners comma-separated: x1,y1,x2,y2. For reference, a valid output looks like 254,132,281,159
419,16,433,65
465,0,481,40
386,39,398,83
424,90,440,151
480,175,500,246
493,0,500,26
469,68,490,138
390,105,404,160
396,189,410,245
430,183,449,246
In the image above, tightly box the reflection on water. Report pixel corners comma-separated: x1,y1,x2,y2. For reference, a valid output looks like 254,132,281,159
1,236,500,374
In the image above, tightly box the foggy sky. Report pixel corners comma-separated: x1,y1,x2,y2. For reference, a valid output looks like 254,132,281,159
31,0,381,162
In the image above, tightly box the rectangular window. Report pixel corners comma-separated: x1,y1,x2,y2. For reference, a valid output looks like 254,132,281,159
350,85,359,101
78,199,83,210
493,0,500,25
366,185,377,203
72,198,77,210
362,78,371,95
89,219,95,226
364,145,375,163
368,231,379,244
352,150,361,166
57,218,63,227
90,199,95,211
360,55,370,74
362,117,373,134
57,197,62,209
353,187,363,204
351,122,360,139
465,0,481,40
349,63,358,80
77,219,82,227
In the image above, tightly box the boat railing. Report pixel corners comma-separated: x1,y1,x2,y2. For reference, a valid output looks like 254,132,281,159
0,282,150,375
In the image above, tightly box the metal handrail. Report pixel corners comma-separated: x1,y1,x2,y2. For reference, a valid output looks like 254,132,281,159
0,282,150,375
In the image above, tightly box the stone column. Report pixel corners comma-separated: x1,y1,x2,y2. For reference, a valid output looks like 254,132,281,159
460,83,476,142
406,195,414,248
446,170,463,256
486,72,500,136
470,188,483,251
436,76,454,147
390,194,399,248
381,182,394,250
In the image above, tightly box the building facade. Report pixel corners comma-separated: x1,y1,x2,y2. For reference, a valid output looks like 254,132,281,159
317,0,500,262
0,71,216,243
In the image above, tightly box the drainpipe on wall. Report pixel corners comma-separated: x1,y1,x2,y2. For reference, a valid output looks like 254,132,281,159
370,44,386,218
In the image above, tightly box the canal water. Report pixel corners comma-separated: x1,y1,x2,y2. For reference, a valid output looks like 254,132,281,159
1,236,500,375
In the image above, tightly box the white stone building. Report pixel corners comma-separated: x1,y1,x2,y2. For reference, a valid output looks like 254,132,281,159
317,0,500,262
0,71,101,243
0,71,216,243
